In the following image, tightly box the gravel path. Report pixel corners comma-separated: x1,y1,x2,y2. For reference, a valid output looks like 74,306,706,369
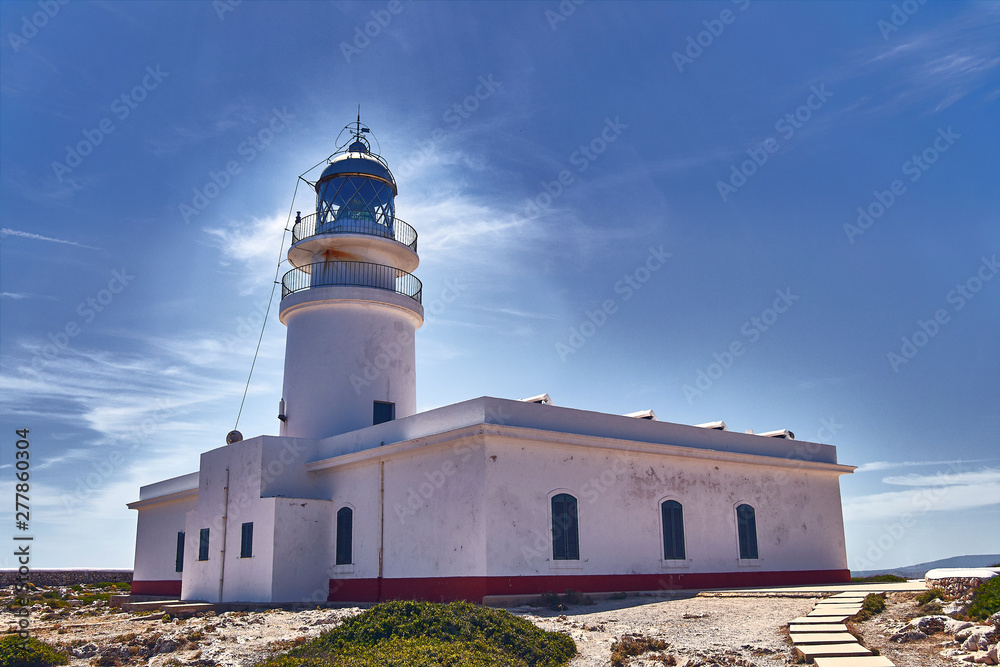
514,592,815,666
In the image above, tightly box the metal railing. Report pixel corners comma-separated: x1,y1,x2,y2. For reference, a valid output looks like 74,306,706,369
281,261,422,304
291,212,417,252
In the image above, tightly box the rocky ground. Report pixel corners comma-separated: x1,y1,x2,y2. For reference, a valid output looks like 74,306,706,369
851,591,999,666
4,584,998,666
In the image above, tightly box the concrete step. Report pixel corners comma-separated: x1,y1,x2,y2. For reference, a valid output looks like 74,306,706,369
123,600,181,612
812,657,894,667
790,624,849,634
815,598,865,605
792,616,850,624
162,602,215,613
804,613,851,622
790,632,861,645
794,644,872,663
808,604,861,612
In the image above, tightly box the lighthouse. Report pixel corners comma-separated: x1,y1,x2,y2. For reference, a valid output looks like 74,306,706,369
129,118,854,606
278,122,422,439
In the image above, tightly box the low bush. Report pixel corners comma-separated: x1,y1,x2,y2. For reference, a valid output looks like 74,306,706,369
609,633,671,667
0,635,69,667
966,576,1000,621
259,600,575,667
850,574,907,583
852,593,886,622
916,588,944,605
530,589,594,611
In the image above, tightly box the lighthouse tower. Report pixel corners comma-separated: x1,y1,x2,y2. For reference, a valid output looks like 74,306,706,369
278,122,422,439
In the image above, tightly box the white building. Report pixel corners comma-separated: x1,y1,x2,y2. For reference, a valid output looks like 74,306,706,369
129,123,854,604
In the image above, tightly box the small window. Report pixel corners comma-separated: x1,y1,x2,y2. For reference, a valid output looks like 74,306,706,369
737,504,759,560
373,401,395,425
240,522,253,558
175,532,185,573
661,500,685,560
551,493,579,560
336,507,353,565
198,528,210,561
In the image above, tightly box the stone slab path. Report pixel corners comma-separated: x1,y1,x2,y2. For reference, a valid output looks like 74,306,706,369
787,589,896,665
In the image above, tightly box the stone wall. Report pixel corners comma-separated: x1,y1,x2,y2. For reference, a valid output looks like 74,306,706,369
1,569,132,587
926,575,994,599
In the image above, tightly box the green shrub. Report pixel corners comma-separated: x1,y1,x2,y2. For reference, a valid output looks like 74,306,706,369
852,593,886,621
966,576,1000,621
609,634,669,667
916,588,944,605
0,635,69,667
918,601,943,616
850,574,907,583
259,600,575,667
530,589,593,610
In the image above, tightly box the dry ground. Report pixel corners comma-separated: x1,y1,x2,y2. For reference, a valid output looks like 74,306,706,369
6,586,987,666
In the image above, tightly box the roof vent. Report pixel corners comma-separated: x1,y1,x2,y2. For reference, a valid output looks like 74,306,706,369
759,429,795,440
625,409,657,420
695,420,727,430
520,393,553,405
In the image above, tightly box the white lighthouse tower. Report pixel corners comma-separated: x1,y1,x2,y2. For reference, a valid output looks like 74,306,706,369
278,121,422,439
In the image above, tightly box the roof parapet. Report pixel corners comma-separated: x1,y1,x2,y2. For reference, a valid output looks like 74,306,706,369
759,429,795,440
695,420,727,431
520,393,553,405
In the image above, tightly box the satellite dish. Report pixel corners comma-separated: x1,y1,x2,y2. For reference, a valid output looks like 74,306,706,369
226,430,243,445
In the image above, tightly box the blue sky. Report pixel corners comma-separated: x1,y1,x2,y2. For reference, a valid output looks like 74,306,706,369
1,1,997,571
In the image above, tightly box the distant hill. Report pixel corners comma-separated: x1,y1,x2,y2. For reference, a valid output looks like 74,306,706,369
853,554,1000,579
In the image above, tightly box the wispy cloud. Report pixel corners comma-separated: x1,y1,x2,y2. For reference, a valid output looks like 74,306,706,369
203,213,288,294
0,292,57,300
844,466,1000,521
882,469,1000,487
850,5,1000,116
1,227,99,250
856,459,995,473
843,482,1000,521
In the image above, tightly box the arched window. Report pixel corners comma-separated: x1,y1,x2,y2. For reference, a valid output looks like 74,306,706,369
736,504,758,560
661,500,685,560
336,506,353,565
550,493,579,561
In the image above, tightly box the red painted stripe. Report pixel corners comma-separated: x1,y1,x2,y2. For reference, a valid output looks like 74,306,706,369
328,569,850,603
131,580,182,596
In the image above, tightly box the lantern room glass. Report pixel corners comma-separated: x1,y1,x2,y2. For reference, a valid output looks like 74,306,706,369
316,174,395,238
